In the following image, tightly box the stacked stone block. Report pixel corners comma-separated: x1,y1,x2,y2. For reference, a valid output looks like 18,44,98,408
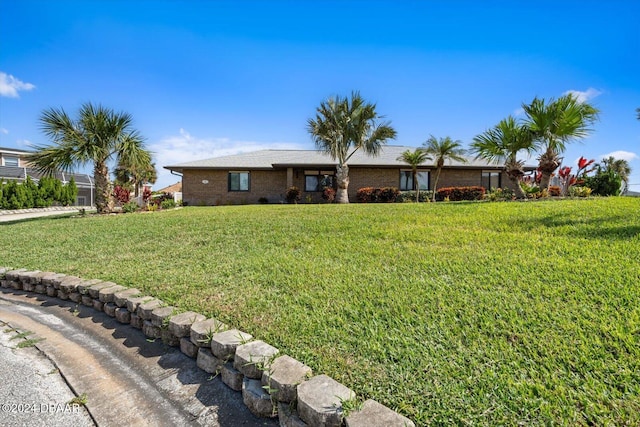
0,268,415,426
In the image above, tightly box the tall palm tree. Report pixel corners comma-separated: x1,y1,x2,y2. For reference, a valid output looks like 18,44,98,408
471,116,535,200
602,156,632,194
307,91,397,203
522,94,599,190
26,102,151,213
421,136,467,201
397,149,432,202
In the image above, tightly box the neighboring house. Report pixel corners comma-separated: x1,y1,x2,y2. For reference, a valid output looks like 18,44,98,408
157,181,183,204
165,145,528,206
0,146,96,207
0,146,31,167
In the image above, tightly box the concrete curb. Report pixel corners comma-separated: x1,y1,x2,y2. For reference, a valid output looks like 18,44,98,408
1,267,415,427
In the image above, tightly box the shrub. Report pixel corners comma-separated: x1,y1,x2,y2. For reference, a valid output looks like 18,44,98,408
0,175,75,210
549,186,562,197
357,187,400,203
321,187,336,203
357,187,375,203
160,199,176,209
378,187,400,202
112,185,130,205
37,177,60,207
396,190,433,203
569,186,592,198
436,186,485,201
62,177,78,206
583,169,621,196
485,188,514,202
285,186,301,204
142,187,153,204
122,201,139,213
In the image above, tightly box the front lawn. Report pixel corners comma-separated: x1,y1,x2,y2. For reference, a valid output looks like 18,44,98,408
1,198,639,425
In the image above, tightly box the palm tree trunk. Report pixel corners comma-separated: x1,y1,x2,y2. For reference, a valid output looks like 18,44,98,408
509,176,527,199
538,148,560,191
94,160,113,213
335,163,350,204
413,169,420,202
431,168,442,202
505,158,527,200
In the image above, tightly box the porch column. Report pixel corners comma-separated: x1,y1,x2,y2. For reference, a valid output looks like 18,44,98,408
287,167,293,188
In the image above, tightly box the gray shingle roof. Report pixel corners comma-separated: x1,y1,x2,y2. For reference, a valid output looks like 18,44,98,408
164,145,508,172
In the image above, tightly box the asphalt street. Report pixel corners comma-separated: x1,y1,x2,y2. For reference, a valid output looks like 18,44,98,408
0,289,275,427
0,318,95,427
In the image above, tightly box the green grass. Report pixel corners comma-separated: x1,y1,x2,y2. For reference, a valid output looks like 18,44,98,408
1,198,639,425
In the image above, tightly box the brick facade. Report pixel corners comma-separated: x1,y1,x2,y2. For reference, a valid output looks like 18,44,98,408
182,166,513,205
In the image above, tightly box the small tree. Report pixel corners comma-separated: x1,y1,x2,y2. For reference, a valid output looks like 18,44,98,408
422,136,467,202
307,91,397,203
471,116,535,200
397,149,432,202
27,103,151,213
523,94,599,190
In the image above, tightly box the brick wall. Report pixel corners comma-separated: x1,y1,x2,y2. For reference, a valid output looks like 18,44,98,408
183,167,510,204
183,169,288,205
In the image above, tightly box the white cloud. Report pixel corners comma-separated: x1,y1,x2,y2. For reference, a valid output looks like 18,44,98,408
0,128,8,134
0,72,36,98
148,128,305,189
600,150,639,162
563,87,602,104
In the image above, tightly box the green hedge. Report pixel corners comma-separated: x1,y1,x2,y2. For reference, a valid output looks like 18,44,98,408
0,176,77,210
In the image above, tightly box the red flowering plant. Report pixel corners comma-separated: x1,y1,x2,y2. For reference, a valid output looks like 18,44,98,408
112,185,131,206
142,187,153,205
558,156,595,196
576,156,596,177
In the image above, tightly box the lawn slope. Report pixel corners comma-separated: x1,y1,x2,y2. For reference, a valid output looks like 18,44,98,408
1,198,639,425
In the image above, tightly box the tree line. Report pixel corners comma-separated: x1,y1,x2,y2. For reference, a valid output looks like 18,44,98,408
308,91,633,202
24,97,635,210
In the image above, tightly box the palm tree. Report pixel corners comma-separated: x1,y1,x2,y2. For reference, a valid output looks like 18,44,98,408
307,91,397,203
115,159,157,197
471,116,535,200
421,136,467,201
522,94,599,190
26,102,151,213
397,149,432,202
602,156,632,194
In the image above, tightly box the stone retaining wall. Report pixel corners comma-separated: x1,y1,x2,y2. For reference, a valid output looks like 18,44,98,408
0,267,415,427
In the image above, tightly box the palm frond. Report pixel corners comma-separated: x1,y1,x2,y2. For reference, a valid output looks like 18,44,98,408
421,135,467,166
308,92,396,165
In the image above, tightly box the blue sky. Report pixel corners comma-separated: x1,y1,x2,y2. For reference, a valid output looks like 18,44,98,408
1,0,639,190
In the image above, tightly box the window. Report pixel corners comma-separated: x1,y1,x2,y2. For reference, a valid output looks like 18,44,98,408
304,170,334,192
3,156,19,167
228,171,250,191
400,170,429,191
481,171,501,190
